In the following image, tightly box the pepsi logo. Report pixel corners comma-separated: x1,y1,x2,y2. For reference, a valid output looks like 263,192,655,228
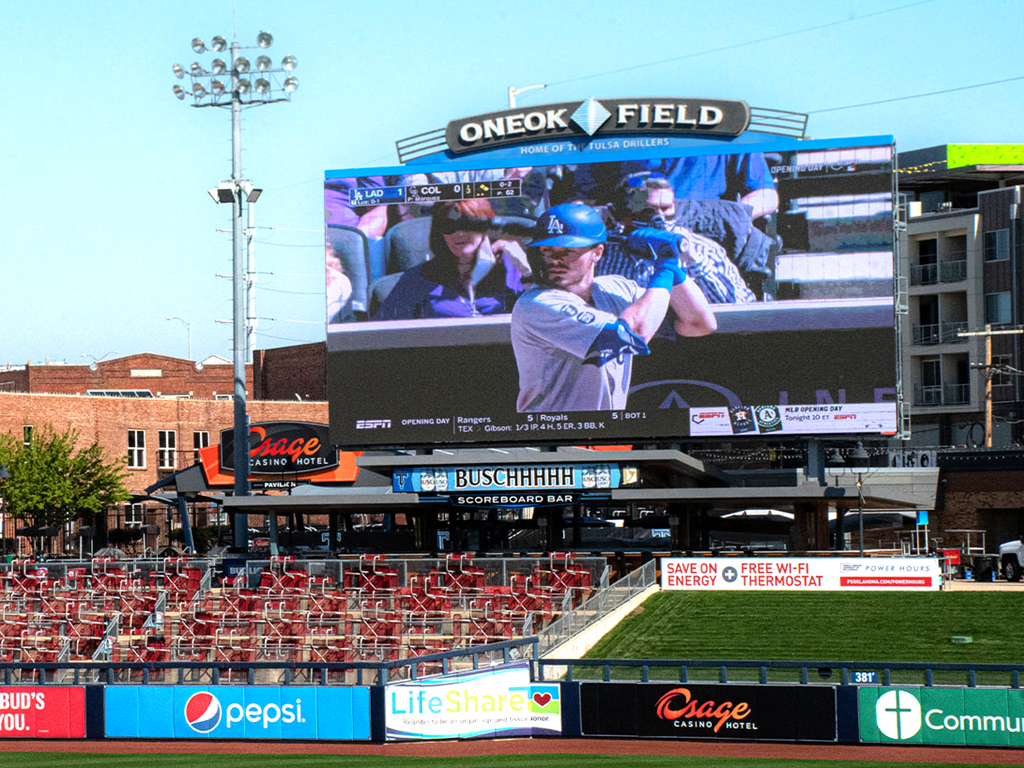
184,691,222,734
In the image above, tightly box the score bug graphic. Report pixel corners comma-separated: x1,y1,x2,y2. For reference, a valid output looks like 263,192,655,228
184,691,222,734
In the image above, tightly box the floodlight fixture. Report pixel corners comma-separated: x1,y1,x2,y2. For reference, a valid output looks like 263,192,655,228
190,62,204,76
192,82,206,97
211,36,227,52
172,63,185,79
211,58,227,75
254,78,270,95
208,182,236,203
235,56,250,74
257,32,273,48
236,79,251,94
256,55,272,72
211,80,226,96
173,84,186,100
191,38,206,54
281,55,297,71
283,76,298,93
239,181,263,203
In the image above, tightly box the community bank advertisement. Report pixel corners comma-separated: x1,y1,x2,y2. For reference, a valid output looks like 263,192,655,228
385,663,561,740
859,687,1024,747
660,557,940,591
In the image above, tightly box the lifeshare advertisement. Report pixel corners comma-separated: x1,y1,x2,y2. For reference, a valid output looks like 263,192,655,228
385,662,561,740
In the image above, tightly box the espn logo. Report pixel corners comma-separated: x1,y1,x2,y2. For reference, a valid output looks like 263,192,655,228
355,419,391,429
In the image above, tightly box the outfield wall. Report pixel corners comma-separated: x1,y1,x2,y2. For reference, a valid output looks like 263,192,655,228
8,675,1021,748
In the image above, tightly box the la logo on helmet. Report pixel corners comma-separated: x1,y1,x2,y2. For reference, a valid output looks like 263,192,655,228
546,216,565,234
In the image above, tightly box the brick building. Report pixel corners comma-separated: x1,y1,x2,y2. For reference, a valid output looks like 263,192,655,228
0,353,251,400
0,389,327,555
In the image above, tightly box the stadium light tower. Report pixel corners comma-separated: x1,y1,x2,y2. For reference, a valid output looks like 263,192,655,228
173,32,299,549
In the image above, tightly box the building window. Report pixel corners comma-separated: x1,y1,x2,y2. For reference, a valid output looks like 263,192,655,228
23,426,32,448
127,430,146,469
984,292,1012,325
124,503,145,528
158,430,177,470
193,431,210,463
984,229,1009,262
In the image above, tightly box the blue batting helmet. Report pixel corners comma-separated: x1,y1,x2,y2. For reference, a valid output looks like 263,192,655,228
530,203,607,248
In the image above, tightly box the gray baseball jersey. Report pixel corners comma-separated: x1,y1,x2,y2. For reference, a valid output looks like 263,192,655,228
511,275,645,412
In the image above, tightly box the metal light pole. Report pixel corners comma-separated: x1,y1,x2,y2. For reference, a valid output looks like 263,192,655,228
849,441,871,556
173,33,298,551
508,83,547,109
166,316,192,360
0,464,9,560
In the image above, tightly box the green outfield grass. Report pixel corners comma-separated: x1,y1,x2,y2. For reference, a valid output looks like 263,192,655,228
0,754,1005,768
575,591,1023,685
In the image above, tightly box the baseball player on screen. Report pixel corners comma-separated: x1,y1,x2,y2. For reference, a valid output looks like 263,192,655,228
511,203,716,413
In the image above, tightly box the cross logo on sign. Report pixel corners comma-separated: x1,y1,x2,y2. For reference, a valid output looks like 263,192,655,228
546,216,565,235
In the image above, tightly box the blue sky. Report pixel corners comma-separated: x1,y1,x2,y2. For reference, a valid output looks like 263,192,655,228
2,0,1021,365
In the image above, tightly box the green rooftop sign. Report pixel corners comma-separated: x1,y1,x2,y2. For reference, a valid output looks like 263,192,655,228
947,144,1024,169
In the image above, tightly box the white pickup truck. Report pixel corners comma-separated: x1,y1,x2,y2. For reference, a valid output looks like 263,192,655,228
998,540,1024,581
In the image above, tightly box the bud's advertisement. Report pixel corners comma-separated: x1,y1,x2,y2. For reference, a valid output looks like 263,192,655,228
386,663,561,740
220,421,338,475
581,682,835,741
0,687,85,738
104,686,370,740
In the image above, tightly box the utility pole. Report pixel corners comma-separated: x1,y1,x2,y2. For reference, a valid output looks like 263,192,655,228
959,325,1024,446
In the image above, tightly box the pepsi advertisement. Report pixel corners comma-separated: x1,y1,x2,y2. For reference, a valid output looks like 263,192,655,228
105,686,371,740
326,132,898,449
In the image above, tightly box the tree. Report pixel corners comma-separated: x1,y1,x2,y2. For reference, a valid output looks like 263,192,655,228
0,426,132,534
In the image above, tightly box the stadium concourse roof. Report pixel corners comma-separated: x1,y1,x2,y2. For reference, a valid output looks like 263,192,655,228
218,447,938,516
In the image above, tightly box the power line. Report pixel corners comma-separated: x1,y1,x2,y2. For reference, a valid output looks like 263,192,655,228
809,74,1024,114
545,0,938,89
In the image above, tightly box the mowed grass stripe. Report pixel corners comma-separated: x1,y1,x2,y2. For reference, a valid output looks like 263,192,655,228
584,591,1021,663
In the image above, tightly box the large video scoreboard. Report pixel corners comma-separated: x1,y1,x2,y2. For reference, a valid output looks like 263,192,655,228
325,135,898,449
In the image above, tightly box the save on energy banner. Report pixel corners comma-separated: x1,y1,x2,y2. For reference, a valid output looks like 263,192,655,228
385,662,561,740
859,687,1024,747
660,558,941,591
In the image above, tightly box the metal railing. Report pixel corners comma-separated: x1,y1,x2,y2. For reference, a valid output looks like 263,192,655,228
913,384,969,406
944,383,970,405
0,637,539,687
536,559,656,656
940,259,967,283
912,324,939,345
910,263,938,285
913,384,943,406
940,321,968,343
536,657,1024,689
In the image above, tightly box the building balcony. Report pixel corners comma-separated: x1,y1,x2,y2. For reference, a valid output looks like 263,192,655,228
944,383,970,405
940,321,968,343
912,324,940,345
908,257,967,286
912,383,971,406
911,322,968,346
939,259,967,283
910,264,937,286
